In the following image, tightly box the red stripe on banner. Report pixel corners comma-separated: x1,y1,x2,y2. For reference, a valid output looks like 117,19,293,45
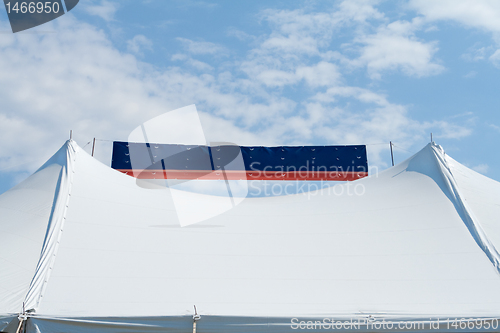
116,169,368,181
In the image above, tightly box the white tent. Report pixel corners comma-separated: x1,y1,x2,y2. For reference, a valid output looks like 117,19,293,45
1,140,500,332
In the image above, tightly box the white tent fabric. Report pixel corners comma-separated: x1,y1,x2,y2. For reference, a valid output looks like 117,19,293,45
1,140,500,332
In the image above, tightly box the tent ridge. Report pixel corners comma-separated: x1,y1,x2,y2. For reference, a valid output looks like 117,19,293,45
22,140,79,313
431,143,500,274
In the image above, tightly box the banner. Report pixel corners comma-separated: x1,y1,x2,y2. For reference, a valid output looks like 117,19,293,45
111,141,368,181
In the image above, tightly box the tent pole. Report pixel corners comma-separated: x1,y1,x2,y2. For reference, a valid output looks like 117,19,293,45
16,302,26,333
15,319,23,333
431,133,433,142
70,130,73,140
192,305,200,333
91,138,96,157
390,141,394,166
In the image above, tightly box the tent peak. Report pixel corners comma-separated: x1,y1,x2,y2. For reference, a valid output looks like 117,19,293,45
406,141,500,275
33,140,79,176
22,139,79,313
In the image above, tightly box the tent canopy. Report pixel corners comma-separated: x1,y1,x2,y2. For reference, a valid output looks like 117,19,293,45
1,140,500,332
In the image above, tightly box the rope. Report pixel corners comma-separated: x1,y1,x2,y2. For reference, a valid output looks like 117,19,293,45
81,141,92,149
92,138,414,147
392,144,416,154
94,138,116,142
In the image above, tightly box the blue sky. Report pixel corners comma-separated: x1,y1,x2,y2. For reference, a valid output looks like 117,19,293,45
0,0,500,194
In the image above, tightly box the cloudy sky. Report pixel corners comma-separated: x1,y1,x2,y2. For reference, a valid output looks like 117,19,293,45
0,0,500,194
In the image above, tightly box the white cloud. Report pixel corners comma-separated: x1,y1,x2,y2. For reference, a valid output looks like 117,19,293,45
259,9,335,56
245,61,341,88
84,0,118,22
410,0,500,67
174,0,217,9
252,68,296,87
352,20,444,79
472,163,489,174
176,38,227,55
171,54,213,71
336,0,385,23
227,28,255,41
296,62,341,87
428,121,472,139
410,0,500,33
489,49,500,68
261,33,320,56
464,70,477,78
240,6,358,88
462,45,492,62
489,123,500,132
0,113,49,171
257,4,443,80
257,1,383,57
127,35,153,56
314,86,391,106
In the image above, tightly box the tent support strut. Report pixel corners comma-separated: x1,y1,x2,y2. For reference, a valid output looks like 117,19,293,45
193,305,201,333
390,141,394,166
